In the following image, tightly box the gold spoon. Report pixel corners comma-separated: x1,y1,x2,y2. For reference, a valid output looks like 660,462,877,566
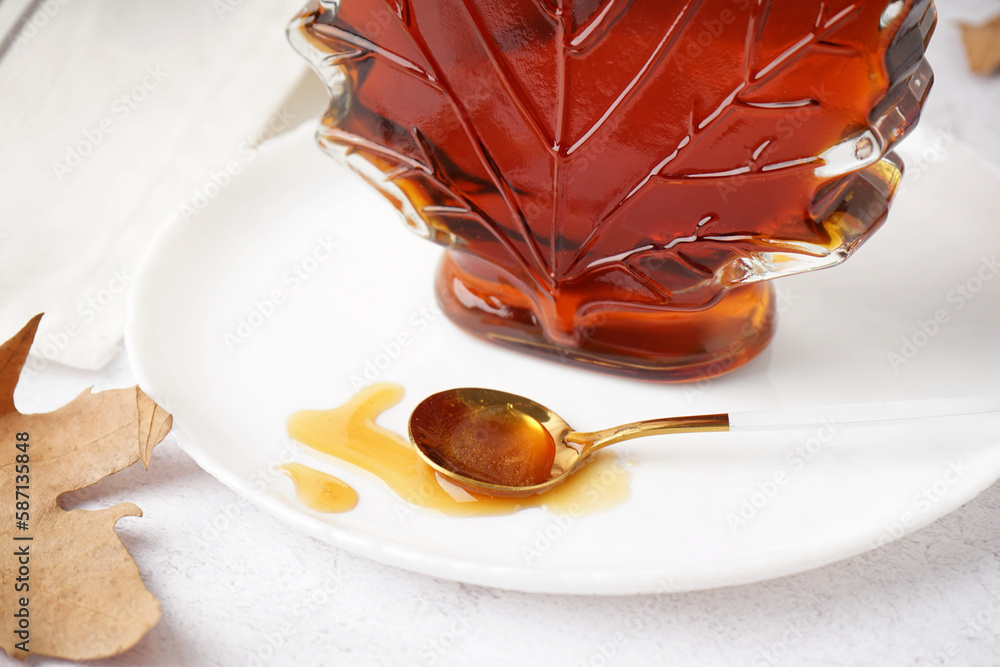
408,388,1000,498
409,387,728,498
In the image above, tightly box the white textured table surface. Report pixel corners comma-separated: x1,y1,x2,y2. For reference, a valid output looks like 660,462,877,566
10,2,1000,666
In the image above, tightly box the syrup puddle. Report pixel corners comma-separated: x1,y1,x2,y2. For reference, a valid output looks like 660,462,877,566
285,383,630,517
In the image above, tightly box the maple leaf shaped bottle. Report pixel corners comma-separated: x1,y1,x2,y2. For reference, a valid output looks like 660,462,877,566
289,0,936,380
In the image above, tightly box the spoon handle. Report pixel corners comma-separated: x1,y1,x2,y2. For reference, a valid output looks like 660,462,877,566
571,397,1000,453
569,414,730,452
729,397,1000,431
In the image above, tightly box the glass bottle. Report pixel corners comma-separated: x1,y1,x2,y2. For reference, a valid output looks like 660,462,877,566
290,0,936,380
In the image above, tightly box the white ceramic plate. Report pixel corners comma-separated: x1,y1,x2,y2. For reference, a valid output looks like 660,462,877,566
125,124,1000,594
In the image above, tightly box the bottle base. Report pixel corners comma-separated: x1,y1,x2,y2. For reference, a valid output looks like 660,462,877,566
435,251,776,382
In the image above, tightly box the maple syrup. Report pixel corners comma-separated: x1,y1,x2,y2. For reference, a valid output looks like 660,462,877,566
286,384,630,517
278,463,358,513
291,0,935,379
412,399,557,488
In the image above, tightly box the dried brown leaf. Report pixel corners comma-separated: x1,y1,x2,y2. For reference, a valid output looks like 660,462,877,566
0,314,172,661
960,14,1000,76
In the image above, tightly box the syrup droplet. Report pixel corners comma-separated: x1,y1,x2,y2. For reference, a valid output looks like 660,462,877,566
287,384,630,516
278,462,359,513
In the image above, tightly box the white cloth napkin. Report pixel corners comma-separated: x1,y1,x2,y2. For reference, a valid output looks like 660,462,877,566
0,0,322,370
